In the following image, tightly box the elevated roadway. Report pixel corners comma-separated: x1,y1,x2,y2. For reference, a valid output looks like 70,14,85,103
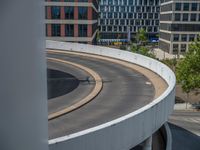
47,51,167,139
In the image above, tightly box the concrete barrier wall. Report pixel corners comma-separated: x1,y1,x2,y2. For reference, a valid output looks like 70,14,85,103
46,40,176,150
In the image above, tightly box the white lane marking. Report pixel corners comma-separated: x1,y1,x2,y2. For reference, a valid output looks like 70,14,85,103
145,82,152,85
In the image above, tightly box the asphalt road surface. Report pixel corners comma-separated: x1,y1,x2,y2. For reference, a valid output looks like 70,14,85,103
169,111,200,136
169,123,200,150
47,52,155,139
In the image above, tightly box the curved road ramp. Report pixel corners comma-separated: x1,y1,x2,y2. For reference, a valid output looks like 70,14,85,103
46,40,176,150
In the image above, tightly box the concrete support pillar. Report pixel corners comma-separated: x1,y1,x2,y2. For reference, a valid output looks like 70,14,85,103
0,1,48,150
143,136,152,150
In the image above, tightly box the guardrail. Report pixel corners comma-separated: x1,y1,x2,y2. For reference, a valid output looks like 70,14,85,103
46,40,176,150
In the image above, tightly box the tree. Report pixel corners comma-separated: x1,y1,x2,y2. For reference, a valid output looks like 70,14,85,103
176,38,200,94
161,58,177,72
130,43,138,53
96,30,101,44
130,44,155,58
136,28,148,46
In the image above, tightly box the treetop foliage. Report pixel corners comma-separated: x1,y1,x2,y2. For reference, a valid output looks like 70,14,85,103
176,38,200,94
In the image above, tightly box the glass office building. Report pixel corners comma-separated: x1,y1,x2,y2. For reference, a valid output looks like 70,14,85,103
99,0,160,42
159,0,200,54
45,0,99,44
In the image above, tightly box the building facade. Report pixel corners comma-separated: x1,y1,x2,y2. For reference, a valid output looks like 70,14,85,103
99,0,160,42
159,0,200,54
45,0,99,44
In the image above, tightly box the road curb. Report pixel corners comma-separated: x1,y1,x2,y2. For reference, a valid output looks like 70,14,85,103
48,57,103,120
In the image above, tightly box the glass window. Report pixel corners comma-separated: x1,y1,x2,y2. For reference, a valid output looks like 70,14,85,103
124,26,127,32
189,34,195,41
110,19,114,25
52,24,60,36
78,24,87,37
108,13,112,19
51,6,60,19
102,26,106,32
120,19,125,25
65,7,74,19
107,26,112,32
119,26,122,32
114,26,117,32
191,14,197,21
182,14,188,21
180,44,187,52
175,3,182,11
181,34,187,42
173,34,179,41
78,7,88,19
191,3,197,11
173,44,179,53
174,13,181,21
183,3,189,11
65,24,74,37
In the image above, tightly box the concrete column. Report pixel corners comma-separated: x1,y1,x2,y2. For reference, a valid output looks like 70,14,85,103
143,136,152,150
0,1,48,150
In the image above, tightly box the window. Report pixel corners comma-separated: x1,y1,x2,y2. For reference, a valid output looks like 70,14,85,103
114,26,117,32
65,24,74,37
191,14,196,21
78,25,87,37
124,26,127,32
102,26,106,32
189,34,195,41
78,7,88,19
191,3,197,11
51,6,60,19
108,13,112,19
180,44,187,53
183,3,189,11
110,19,114,25
149,13,153,19
181,34,187,42
120,19,125,25
174,13,181,21
182,14,188,21
173,34,179,41
107,26,112,32
173,44,179,54
65,7,74,19
52,24,60,36
175,3,182,11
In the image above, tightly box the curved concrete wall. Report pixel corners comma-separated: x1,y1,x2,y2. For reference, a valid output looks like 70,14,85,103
46,40,176,150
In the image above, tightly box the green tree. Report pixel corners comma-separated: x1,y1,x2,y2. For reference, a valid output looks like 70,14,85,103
176,38,200,94
161,58,177,72
130,43,138,53
96,30,101,43
130,44,155,58
136,28,148,46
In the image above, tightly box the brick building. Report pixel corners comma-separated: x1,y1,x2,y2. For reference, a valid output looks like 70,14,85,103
45,0,99,44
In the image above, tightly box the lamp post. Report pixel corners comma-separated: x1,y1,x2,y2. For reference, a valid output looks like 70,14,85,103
0,1,48,150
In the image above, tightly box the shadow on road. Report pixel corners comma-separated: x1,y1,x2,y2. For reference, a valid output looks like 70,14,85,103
169,123,200,150
47,69,80,99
